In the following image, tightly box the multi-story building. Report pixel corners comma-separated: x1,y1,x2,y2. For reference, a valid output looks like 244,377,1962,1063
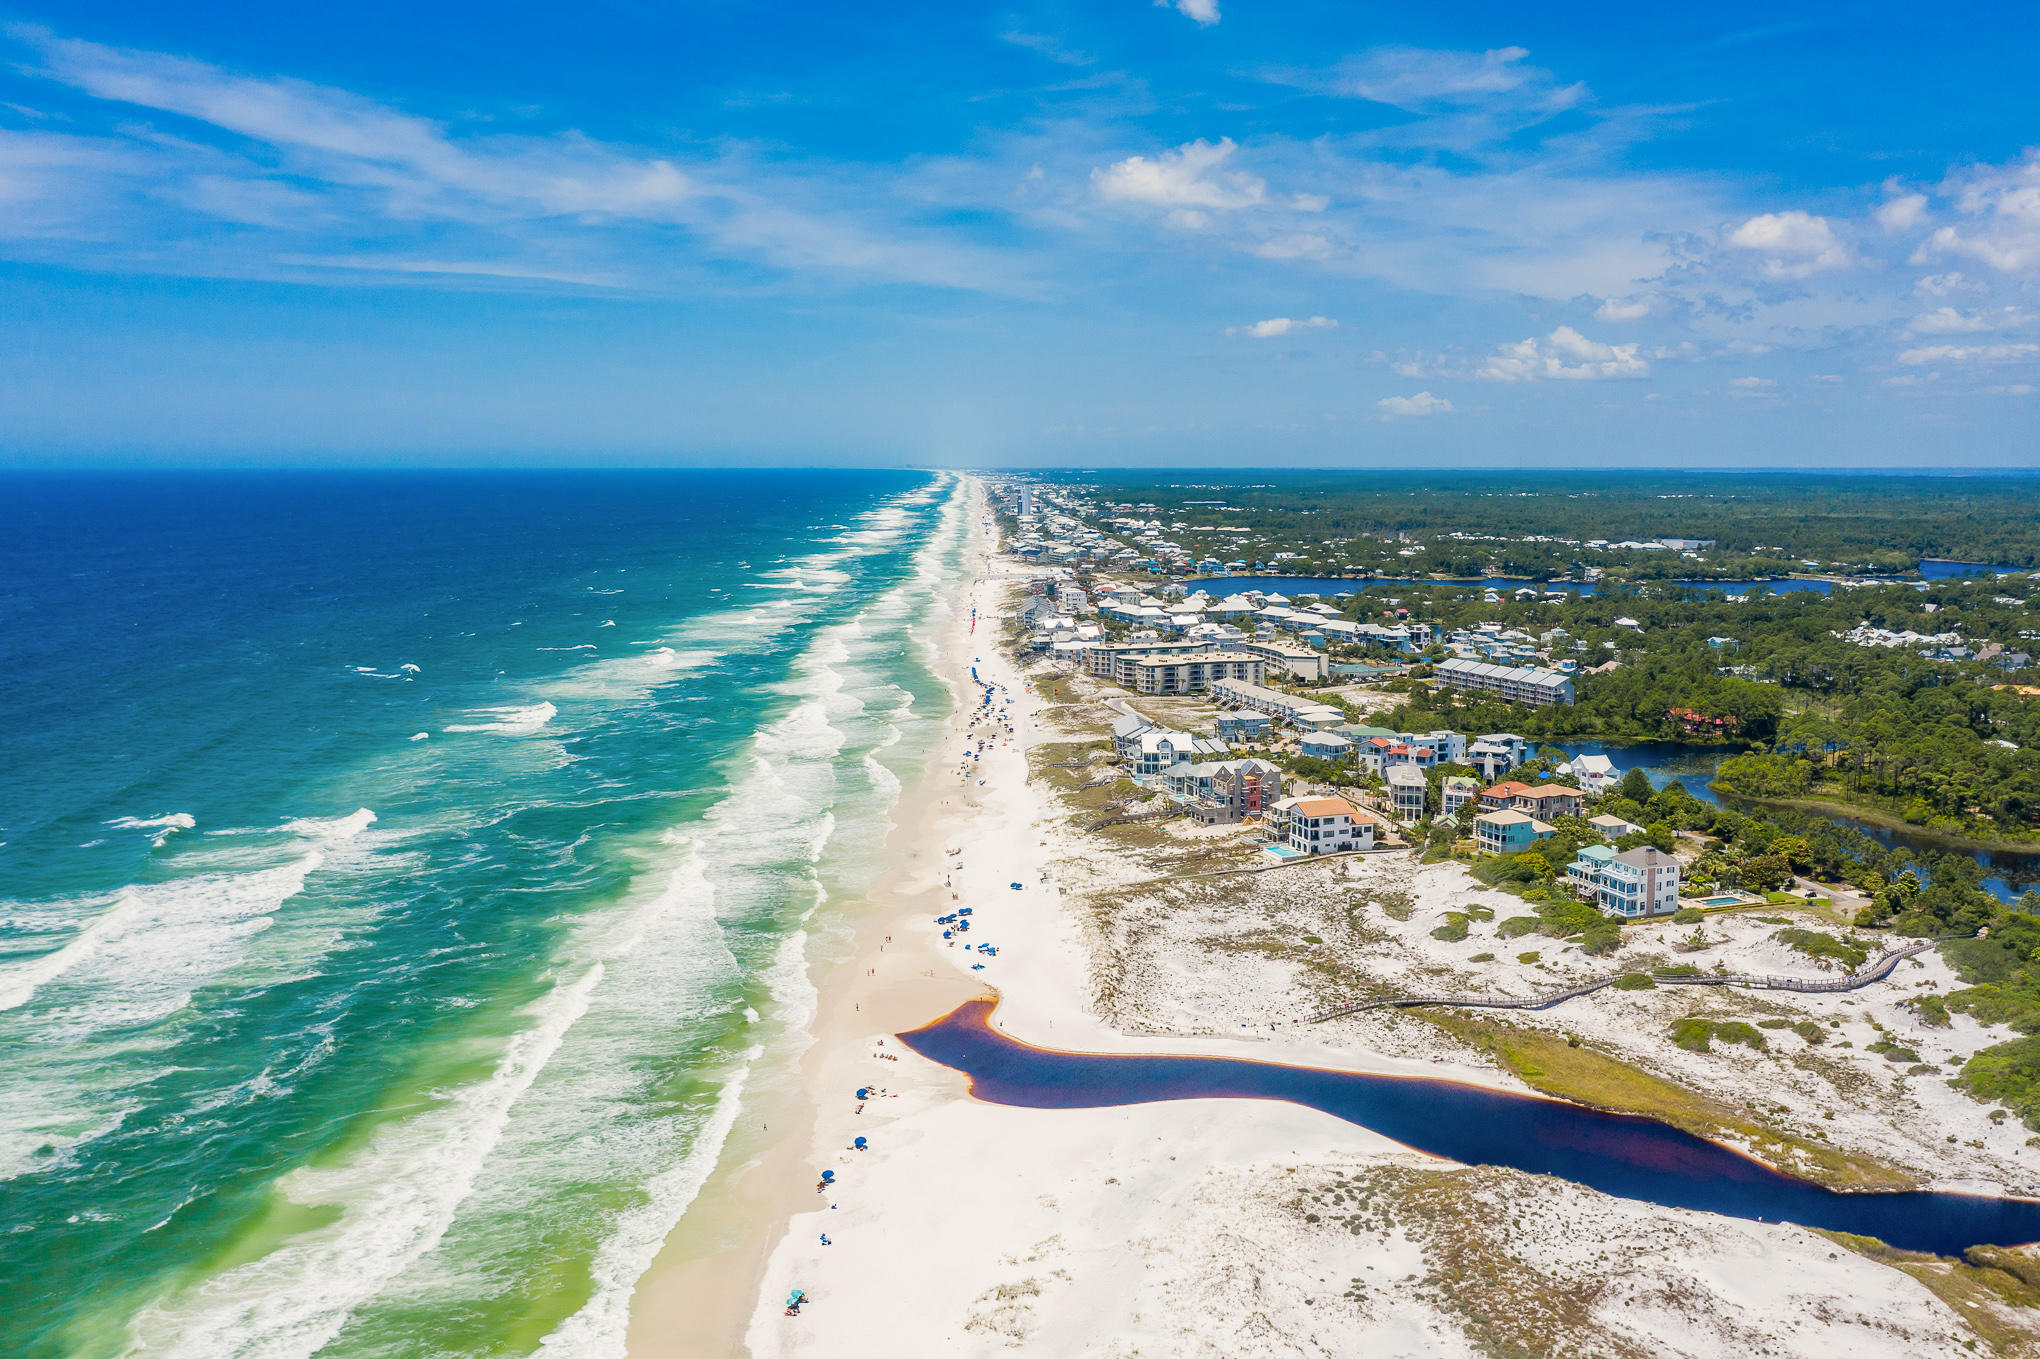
1299,732,1355,762
1207,678,1346,729
1215,711,1272,743
1119,650,1267,695
1473,810,1556,855
1436,658,1575,706
1570,846,1682,918
1273,795,1375,854
1237,638,1329,681
1385,765,1428,823
1440,775,1481,818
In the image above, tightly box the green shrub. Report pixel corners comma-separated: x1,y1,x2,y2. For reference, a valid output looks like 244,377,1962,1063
1497,916,1542,939
1517,951,1541,964
1907,994,1952,1028
1773,928,1869,970
1611,973,1656,990
1672,907,1705,924
1431,914,1470,943
1654,963,1701,977
1869,1040,1922,1063
1958,1037,2040,1130
1792,1021,1826,1045
1468,952,1495,963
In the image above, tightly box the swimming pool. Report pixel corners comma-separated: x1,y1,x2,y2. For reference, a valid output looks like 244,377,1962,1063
1264,844,1302,859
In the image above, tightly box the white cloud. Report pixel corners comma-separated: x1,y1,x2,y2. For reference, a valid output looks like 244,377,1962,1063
1157,0,1221,27
3,25,1019,293
1091,138,1265,215
1908,306,2031,334
1594,295,1654,321
1228,315,1336,338
1918,152,2040,274
1480,326,1648,381
1874,192,1929,233
1317,46,1581,113
1728,375,1775,396
1897,342,2040,365
1726,210,1850,278
1988,383,2035,396
1378,391,1452,416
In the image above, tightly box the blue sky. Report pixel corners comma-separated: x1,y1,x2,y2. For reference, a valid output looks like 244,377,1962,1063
1,2,2037,466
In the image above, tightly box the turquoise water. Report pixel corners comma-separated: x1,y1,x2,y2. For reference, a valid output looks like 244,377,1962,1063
0,469,971,1358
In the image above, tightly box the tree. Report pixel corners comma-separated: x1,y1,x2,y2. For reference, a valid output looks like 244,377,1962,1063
1616,767,1655,804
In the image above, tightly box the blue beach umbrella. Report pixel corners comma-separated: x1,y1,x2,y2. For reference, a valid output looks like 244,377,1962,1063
855,1088,869,1100
854,1136,868,1149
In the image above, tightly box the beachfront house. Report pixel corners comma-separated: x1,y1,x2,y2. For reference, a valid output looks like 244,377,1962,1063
1181,759,1285,825
1111,712,1153,759
1473,810,1556,855
1132,729,1226,777
1385,765,1428,824
1273,795,1374,855
1573,846,1683,918
1588,813,1642,839
1567,844,1618,898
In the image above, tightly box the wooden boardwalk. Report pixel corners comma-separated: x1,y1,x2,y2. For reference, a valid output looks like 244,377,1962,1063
1303,938,1941,1025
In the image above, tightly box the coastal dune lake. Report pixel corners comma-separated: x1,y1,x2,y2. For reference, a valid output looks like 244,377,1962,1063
903,1000,2040,1257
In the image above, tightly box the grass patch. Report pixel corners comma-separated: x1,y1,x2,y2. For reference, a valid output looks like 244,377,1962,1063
1672,907,1705,924
1516,951,1541,964
1497,915,1541,940
1611,973,1656,990
1468,952,1495,963
1431,913,1470,943
1423,1014,1911,1190
1670,1017,1766,1053
1868,1039,1922,1063
1823,1231,2040,1354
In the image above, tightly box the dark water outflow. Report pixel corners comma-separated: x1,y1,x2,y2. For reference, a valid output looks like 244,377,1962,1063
902,1001,2040,1256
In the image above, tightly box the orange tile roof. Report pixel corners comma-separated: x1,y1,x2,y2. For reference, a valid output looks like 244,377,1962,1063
1292,796,1357,817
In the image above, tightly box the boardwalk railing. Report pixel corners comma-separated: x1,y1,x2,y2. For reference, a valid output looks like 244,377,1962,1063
1304,938,1942,1025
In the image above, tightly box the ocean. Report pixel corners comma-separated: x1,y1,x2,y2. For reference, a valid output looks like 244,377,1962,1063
0,468,970,1358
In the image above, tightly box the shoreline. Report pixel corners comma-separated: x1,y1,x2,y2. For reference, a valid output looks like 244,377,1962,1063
623,479,1001,1358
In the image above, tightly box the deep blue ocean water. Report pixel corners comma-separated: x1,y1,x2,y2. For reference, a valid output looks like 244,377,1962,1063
0,469,969,1358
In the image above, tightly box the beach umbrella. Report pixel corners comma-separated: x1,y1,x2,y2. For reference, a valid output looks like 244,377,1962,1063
854,1088,869,1100
821,1169,836,1182
854,1136,868,1149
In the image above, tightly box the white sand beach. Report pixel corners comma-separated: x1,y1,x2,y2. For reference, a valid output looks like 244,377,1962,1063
628,476,2036,1359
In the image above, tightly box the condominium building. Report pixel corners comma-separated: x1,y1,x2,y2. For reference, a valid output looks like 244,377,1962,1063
1207,678,1346,729
1436,658,1575,706
1237,638,1329,681
1119,650,1267,695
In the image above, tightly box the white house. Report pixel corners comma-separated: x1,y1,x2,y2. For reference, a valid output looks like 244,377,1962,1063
1274,795,1374,855
1385,765,1428,824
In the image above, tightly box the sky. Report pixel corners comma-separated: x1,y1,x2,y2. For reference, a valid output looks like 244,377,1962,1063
1,2,2037,467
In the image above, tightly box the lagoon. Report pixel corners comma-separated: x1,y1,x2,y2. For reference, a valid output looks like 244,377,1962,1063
903,1000,2040,1257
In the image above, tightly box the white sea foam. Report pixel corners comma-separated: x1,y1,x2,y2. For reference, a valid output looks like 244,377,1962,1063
410,732,429,742
107,813,197,848
537,645,597,652
123,965,606,1359
443,702,558,734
